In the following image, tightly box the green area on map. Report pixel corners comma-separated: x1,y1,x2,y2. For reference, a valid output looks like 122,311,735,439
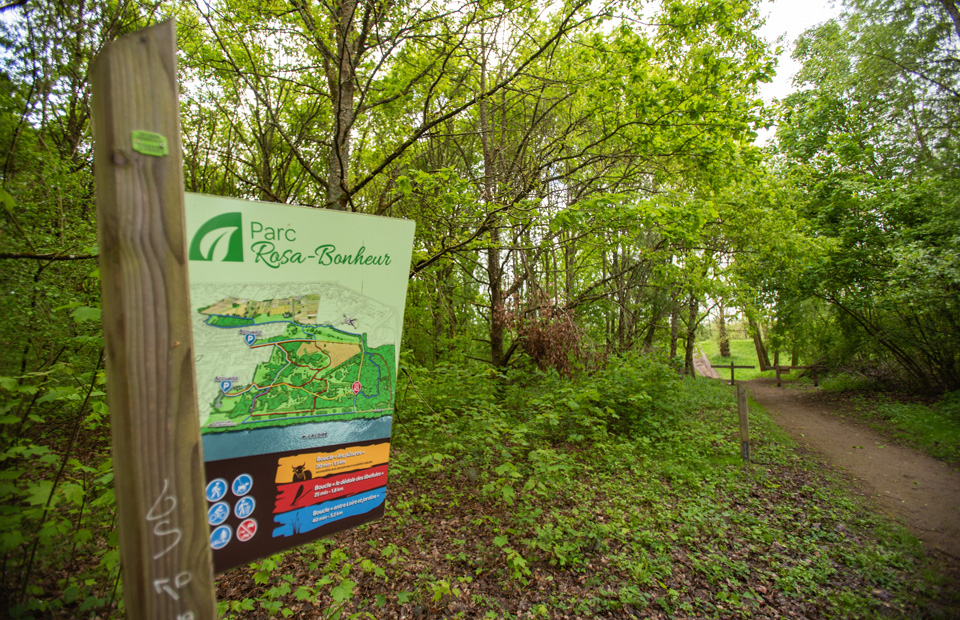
199,295,395,432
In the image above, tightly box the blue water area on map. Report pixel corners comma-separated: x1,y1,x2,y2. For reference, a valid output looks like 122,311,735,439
273,487,386,537
202,416,393,461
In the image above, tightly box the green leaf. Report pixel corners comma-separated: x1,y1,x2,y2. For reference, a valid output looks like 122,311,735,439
60,482,84,506
70,306,101,323
0,530,25,552
0,188,14,214
25,480,54,506
330,578,356,603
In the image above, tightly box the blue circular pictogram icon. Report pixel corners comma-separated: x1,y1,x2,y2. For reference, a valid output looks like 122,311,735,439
234,496,256,519
208,501,230,526
232,473,253,496
205,478,228,502
210,524,232,550
244,333,256,345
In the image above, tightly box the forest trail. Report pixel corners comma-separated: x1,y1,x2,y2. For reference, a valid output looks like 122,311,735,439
693,348,721,379
744,378,960,576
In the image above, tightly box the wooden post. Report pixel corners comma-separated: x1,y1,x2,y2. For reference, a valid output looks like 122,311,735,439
813,367,819,387
737,385,750,464
776,365,782,387
727,364,755,386
91,20,216,619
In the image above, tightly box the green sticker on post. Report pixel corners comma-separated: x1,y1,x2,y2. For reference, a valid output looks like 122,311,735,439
131,130,169,157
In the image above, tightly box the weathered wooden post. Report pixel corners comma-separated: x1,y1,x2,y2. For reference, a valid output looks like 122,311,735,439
91,20,216,619
737,385,750,464
775,365,782,388
726,362,756,386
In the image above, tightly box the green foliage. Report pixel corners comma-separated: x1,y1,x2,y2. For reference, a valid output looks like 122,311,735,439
0,357,119,618
763,0,960,391
362,360,951,617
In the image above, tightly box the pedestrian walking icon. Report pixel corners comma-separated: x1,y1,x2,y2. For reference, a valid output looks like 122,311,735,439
210,525,232,550
205,478,228,502
208,502,229,526
234,496,255,519
232,473,253,496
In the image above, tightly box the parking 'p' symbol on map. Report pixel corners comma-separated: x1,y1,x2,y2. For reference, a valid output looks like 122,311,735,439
244,333,256,345
220,380,232,393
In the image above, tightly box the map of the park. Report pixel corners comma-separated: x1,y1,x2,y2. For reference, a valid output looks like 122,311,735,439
197,294,395,432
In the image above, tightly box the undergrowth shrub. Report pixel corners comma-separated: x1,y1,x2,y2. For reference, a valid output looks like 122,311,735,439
397,352,709,456
819,371,882,392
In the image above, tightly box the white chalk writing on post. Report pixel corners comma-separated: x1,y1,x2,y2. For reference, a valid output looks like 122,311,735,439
146,478,183,560
146,479,195,618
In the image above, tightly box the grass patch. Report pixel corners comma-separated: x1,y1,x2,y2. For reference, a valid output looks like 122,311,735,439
833,391,960,465
698,338,776,382
819,372,882,393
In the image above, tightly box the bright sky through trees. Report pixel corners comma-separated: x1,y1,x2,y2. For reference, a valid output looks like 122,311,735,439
755,0,842,143
758,0,843,102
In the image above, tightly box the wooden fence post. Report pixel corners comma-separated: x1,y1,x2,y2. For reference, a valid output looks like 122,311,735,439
737,385,750,464
726,363,756,386
91,20,216,619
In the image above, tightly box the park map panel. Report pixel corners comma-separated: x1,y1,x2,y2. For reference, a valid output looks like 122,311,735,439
199,292,395,431
185,193,414,571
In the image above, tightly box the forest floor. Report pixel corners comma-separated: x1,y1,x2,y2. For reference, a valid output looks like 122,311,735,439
206,373,960,620
744,377,960,580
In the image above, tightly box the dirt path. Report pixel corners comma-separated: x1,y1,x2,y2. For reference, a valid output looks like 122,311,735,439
693,350,720,379
744,377,960,573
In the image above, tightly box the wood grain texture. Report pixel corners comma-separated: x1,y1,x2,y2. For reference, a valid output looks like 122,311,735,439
91,20,215,619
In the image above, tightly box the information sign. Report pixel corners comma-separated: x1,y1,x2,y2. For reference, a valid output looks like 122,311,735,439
185,193,415,571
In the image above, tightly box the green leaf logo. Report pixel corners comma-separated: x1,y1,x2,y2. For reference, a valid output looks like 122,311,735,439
189,212,243,262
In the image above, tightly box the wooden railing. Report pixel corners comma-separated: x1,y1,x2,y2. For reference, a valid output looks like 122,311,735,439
717,362,756,385
775,365,821,387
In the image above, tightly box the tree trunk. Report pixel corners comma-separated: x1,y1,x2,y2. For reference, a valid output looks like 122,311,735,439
684,294,698,376
325,0,359,211
670,294,680,359
642,316,657,351
718,301,730,357
749,317,772,370
478,40,504,368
